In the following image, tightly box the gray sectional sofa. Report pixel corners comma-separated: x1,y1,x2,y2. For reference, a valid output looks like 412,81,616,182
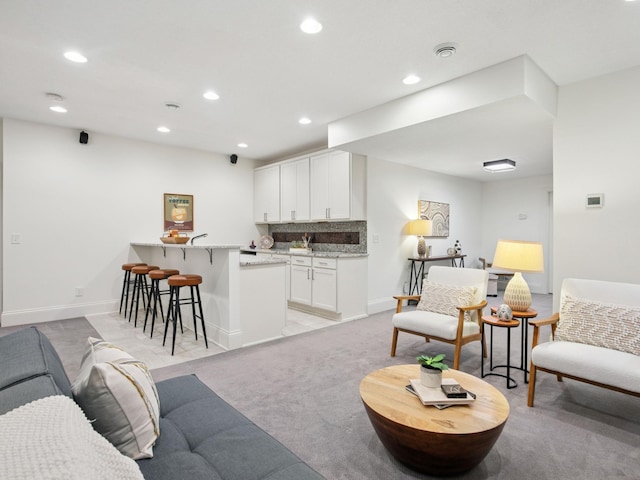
0,327,325,480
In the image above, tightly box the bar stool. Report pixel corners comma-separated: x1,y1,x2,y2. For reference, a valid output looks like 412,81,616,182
128,265,159,327
143,268,180,338
163,274,208,355
119,263,147,318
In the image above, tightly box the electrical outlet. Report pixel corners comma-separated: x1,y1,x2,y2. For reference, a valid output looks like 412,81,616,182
75,287,84,297
373,233,380,244
11,233,21,244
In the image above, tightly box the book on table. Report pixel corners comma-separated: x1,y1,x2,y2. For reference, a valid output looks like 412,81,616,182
408,378,475,406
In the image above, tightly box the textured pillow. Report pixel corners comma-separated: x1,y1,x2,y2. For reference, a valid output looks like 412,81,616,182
417,281,477,320
556,292,640,356
0,395,144,480
72,338,160,460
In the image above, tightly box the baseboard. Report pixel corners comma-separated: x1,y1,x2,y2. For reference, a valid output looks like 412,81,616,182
1,300,117,327
367,298,396,315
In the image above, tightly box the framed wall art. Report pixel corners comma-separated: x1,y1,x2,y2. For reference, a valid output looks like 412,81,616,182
419,200,449,237
164,193,194,231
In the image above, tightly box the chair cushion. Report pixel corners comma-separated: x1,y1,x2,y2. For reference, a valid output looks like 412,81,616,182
532,341,640,393
556,292,640,356
72,338,160,460
393,310,480,340
417,281,477,320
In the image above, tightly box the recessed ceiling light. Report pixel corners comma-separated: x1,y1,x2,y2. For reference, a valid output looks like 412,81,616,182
300,18,322,34
237,143,248,148
157,126,171,133
203,90,219,100
402,75,421,85
433,42,458,58
49,105,67,113
64,51,88,63
299,117,312,125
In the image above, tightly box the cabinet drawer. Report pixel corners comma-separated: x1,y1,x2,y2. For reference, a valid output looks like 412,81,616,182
290,256,312,266
313,257,337,269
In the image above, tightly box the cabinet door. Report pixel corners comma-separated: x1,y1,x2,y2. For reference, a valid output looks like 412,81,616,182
327,150,351,219
310,152,329,220
281,158,310,222
312,267,337,311
290,264,312,305
254,165,280,223
310,151,351,220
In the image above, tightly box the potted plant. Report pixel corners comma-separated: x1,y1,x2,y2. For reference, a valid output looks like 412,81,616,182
417,354,448,388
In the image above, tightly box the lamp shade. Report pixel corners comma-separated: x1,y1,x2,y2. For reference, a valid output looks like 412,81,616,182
492,240,544,273
408,219,432,237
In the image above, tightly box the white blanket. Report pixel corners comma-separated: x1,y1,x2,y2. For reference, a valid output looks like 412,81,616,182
0,395,144,480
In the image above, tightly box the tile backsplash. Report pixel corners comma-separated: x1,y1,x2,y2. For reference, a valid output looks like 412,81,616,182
268,221,367,253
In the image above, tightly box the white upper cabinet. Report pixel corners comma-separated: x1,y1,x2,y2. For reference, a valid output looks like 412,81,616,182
310,150,366,221
280,158,310,222
254,164,280,223
254,149,365,224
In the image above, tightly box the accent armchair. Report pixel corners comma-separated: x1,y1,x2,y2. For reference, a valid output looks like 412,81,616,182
391,266,489,370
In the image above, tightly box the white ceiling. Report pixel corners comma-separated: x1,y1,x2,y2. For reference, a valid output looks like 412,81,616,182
2,0,640,181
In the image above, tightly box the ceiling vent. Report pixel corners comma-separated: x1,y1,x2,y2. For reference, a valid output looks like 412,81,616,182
433,43,457,58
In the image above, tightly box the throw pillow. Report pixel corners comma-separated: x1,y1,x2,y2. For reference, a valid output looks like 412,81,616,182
0,395,144,480
417,281,477,320
72,337,160,460
556,292,640,356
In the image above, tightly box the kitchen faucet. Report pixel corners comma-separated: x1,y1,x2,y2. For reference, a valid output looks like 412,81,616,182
190,233,208,245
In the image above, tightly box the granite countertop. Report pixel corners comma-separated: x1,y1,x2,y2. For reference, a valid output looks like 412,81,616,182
239,256,289,267
244,248,368,258
132,241,242,249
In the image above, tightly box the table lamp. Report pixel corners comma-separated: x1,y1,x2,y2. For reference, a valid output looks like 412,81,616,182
408,219,432,258
491,239,544,311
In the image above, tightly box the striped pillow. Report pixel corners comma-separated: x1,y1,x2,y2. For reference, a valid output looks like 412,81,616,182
417,280,477,320
556,293,640,356
72,338,160,460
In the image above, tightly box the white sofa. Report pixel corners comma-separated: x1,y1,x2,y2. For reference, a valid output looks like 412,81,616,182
528,278,640,406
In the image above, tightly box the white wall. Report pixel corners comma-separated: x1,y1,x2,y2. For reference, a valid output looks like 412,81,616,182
1,118,260,325
481,175,553,294
554,65,640,302
366,157,484,313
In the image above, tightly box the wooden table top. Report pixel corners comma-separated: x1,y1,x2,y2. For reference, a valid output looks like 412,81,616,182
360,365,509,435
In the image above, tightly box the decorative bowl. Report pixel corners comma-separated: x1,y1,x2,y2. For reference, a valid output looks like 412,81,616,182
160,236,190,244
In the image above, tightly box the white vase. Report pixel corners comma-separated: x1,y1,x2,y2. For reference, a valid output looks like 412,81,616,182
420,366,442,388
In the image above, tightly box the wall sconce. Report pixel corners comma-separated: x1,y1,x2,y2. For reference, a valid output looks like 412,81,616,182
483,159,516,172
492,239,544,311
408,219,433,258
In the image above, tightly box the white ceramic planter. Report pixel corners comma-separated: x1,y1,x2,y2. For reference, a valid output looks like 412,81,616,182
420,366,442,388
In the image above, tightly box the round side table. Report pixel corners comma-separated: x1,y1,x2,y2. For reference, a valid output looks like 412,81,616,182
481,315,520,389
491,306,538,383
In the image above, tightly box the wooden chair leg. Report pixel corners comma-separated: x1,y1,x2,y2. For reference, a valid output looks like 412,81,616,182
556,375,563,382
390,328,399,357
453,343,462,370
482,338,488,358
527,365,537,407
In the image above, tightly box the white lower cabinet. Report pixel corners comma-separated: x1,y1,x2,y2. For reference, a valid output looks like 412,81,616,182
288,255,367,321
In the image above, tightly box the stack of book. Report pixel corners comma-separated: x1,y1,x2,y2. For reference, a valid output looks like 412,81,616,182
407,378,476,409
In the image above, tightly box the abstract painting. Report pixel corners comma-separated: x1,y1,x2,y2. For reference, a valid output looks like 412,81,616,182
419,200,449,237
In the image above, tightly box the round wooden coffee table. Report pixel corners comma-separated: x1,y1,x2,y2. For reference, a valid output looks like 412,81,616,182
360,365,509,476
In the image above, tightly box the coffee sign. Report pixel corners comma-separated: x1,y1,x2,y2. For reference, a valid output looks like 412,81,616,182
164,193,193,231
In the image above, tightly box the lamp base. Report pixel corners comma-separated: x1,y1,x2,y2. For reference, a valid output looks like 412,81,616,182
417,237,429,258
503,272,532,311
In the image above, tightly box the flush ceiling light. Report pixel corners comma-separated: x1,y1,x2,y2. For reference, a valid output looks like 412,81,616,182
203,90,219,100
299,117,312,125
433,42,457,58
402,75,421,85
300,18,322,34
64,51,88,63
157,126,171,133
483,159,516,172
49,105,67,113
